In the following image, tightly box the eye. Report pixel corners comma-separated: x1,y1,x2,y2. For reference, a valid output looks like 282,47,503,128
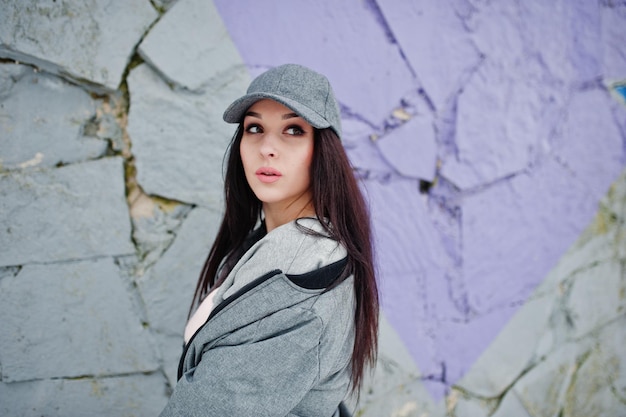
285,125,305,136
245,124,262,134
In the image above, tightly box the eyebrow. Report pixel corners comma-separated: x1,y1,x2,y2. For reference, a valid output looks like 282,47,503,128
244,111,300,120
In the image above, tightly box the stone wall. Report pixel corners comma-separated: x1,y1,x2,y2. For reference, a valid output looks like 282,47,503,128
1,1,625,416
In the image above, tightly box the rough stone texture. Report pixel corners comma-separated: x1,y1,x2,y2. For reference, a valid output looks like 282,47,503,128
513,343,584,417
601,4,626,81
214,0,416,126
456,295,553,398
1,0,625,415
0,0,157,90
0,157,134,267
357,314,447,417
126,63,248,208
563,317,626,417
462,158,597,313
566,260,624,339
0,258,159,382
217,3,626,404
137,206,222,383
375,0,481,110
447,167,626,417
518,1,602,84
139,0,243,91
376,114,437,181
553,88,624,202
441,58,558,189
0,373,168,417
0,63,106,171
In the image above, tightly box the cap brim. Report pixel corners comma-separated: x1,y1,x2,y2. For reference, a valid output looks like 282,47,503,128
223,92,331,130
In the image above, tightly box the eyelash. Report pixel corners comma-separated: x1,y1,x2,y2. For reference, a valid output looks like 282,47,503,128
244,124,306,136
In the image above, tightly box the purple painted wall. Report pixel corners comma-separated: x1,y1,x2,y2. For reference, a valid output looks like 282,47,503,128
214,0,626,398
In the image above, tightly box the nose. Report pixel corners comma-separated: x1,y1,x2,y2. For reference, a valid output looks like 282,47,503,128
259,133,277,158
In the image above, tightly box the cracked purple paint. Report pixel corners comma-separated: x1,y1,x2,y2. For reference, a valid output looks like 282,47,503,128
215,0,626,398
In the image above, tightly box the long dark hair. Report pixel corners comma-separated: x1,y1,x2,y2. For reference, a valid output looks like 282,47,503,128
190,125,379,393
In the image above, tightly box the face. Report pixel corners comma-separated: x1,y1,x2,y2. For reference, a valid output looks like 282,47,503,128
240,99,315,215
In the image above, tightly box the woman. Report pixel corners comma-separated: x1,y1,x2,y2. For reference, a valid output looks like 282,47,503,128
160,64,379,417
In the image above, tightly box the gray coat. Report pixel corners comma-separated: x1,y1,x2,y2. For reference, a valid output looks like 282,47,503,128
160,219,355,417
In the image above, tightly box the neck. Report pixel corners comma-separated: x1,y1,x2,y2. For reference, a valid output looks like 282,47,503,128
263,199,316,232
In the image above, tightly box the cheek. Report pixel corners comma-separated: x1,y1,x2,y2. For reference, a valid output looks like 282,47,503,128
299,141,315,179
239,140,252,171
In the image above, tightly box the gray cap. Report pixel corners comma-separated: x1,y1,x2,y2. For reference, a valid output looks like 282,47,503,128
223,64,342,137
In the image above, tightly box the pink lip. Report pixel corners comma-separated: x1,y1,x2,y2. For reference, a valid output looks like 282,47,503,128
255,167,282,183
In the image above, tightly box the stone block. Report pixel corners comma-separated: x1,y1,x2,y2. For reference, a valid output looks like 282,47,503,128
513,342,585,417
126,63,249,207
0,373,168,417
153,332,183,387
376,0,481,109
0,63,106,171
553,88,624,203
213,0,415,125
138,206,221,337
601,4,626,81
357,378,445,417
518,1,602,83
376,114,437,181
450,394,492,417
364,176,463,382
358,313,421,403
562,317,626,417
0,258,159,382
456,294,553,398
490,390,531,417
441,59,558,190
0,157,134,267
566,260,624,339
0,0,157,89
139,0,243,91
461,158,597,314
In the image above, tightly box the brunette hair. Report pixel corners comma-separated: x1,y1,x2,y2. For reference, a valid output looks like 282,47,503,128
190,126,379,393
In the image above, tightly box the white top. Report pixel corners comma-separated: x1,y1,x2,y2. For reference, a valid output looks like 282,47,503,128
184,286,220,344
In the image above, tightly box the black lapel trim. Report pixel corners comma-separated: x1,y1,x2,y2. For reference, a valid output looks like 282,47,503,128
286,257,348,289
177,268,282,380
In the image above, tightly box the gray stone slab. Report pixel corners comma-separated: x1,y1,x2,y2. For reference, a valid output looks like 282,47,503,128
139,0,243,91
126,63,249,207
356,315,449,416
450,394,491,417
563,317,626,417
357,378,445,417
0,0,157,90
513,343,584,417
0,63,107,171
0,373,168,417
153,332,183,387
490,390,531,417
536,167,626,296
457,294,554,398
566,260,623,339
138,206,221,338
0,157,134,266
132,203,192,272
0,258,159,382
137,207,221,386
